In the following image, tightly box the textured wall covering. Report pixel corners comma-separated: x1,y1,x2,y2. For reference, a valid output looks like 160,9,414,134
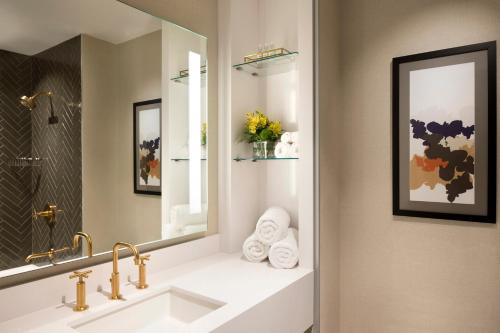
31,36,82,255
0,50,33,270
81,33,162,254
318,0,341,331
334,1,500,332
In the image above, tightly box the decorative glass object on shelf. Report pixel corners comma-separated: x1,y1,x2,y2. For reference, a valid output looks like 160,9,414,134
171,65,207,84
253,141,276,159
233,156,299,162
233,48,298,76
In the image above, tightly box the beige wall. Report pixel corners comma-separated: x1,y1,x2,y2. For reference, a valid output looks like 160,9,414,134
82,31,162,253
318,0,341,331
120,0,219,235
319,0,500,332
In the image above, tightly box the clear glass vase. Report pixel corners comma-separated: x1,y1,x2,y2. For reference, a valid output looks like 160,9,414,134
252,141,275,159
253,141,267,159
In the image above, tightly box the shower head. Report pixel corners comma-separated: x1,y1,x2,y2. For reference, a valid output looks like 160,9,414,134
19,91,58,125
19,95,37,110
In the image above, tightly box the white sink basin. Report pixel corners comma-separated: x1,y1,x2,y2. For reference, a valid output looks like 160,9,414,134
70,287,224,333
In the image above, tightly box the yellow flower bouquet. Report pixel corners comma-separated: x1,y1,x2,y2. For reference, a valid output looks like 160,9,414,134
242,110,283,143
201,122,207,146
242,110,283,158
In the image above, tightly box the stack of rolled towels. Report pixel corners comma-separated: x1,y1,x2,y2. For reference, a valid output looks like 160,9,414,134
274,131,299,158
242,206,299,269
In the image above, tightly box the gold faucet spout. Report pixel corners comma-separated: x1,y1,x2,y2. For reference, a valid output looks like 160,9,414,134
112,242,140,273
110,242,140,300
73,232,93,257
25,246,70,263
25,251,49,263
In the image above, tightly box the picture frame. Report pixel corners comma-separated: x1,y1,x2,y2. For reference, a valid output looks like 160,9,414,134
392,42,496,223
133,98,162,195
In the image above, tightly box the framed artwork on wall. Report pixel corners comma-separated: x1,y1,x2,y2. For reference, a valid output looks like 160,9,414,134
133,98,162,195
392,41,497,223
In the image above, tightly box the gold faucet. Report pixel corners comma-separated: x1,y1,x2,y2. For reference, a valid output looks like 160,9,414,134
137,255,150,289
25,246,70,263
72,232,93,257
69,270,92,311
110,242,140,300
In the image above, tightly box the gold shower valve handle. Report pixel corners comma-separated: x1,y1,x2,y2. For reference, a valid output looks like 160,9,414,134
69,270,92,312
33,204,63,220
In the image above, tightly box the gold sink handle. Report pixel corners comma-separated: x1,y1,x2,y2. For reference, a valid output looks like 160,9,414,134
69,270,92,311
137,254,151,289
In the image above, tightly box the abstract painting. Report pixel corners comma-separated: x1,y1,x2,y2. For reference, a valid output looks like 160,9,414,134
393,42,496,223
134,99,161,195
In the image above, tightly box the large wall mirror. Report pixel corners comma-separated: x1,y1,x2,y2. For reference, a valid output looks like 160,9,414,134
0,0,209,285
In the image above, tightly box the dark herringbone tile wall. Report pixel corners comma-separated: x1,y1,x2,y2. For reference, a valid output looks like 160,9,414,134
31,36,82,255
0,50,33,270
0,35,82,270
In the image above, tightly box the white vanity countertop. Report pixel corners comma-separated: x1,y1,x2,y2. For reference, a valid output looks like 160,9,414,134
0,253,313,332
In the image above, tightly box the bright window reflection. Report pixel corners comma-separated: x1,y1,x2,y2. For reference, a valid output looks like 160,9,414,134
188,51,202,214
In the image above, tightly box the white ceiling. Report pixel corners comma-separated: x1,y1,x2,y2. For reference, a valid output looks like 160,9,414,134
0,0,162,55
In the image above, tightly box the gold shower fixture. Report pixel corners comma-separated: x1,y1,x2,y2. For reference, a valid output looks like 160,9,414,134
19,91,59,124
33,203,63,228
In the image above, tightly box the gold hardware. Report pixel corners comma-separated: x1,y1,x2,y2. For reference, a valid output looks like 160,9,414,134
72,232,93,257
69,270,92,312
110,242,140,300
243,47,291,63
20,91,59,125
33,203,63,227
137,254,150,289
20,91,53,110
25,246,70,263
178,65,207,78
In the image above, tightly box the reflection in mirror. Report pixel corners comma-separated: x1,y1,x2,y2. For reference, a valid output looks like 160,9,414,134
164,22,208,239
0,0,208,280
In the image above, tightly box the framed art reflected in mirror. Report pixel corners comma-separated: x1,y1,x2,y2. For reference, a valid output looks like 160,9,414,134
392,41,497,223
134,99,162,195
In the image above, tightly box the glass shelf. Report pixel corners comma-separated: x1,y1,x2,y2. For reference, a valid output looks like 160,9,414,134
171,158,207,161
170,68,207,84
8,157,44,167
233,156,299,162
232,51,298,76
170,73,207,84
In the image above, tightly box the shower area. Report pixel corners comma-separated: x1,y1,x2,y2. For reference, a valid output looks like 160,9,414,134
0,36,82,270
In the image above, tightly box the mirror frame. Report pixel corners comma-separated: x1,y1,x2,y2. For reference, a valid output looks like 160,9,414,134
0,232,205,289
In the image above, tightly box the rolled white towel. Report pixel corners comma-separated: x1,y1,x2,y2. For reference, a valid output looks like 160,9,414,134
280,132,292,144
289,142,299,158
243,233,269,263
290,131,299,144
269,228,299,269
255,207,291,245
274,142,290,158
